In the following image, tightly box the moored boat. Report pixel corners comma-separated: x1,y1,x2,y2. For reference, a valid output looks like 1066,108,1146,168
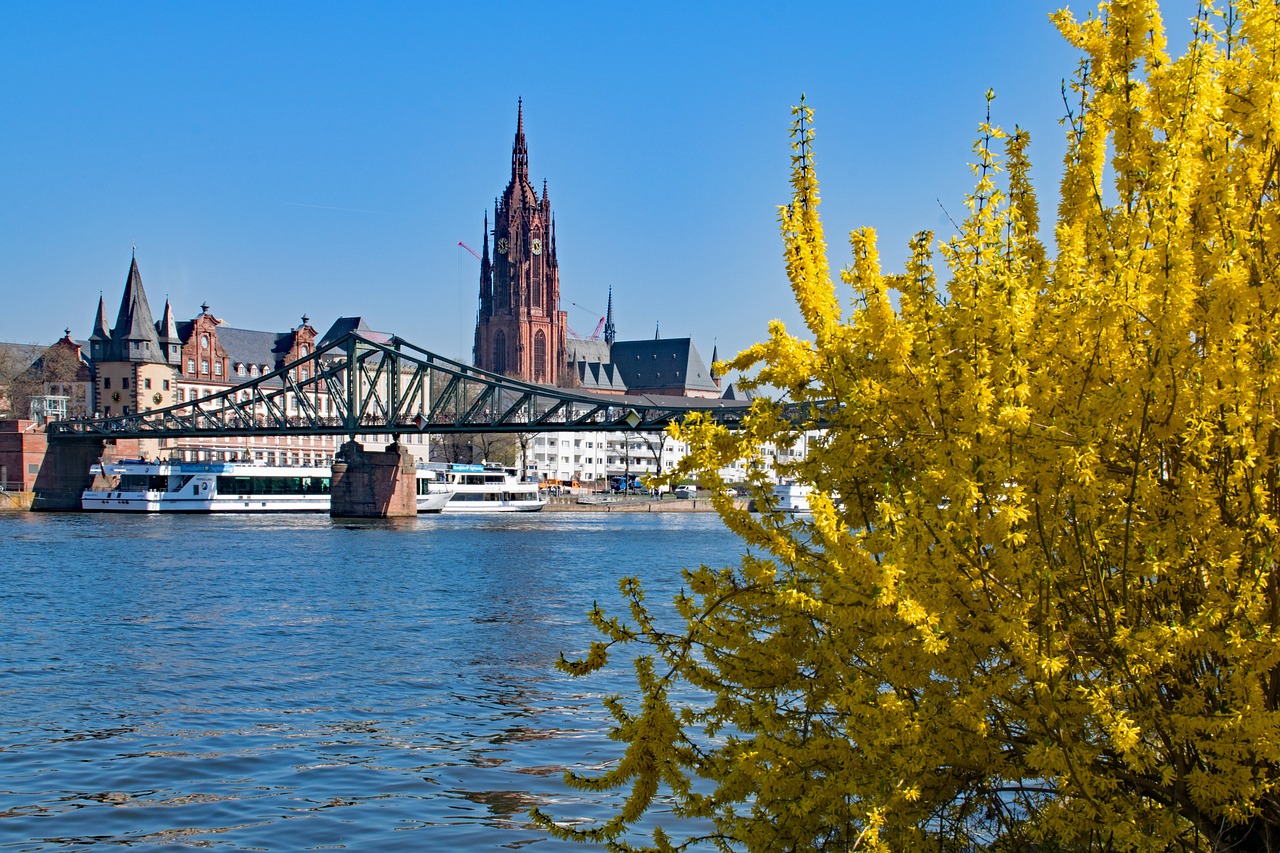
772,481,812,514
419,462,546,512
83,460,332,512
82,459,456,514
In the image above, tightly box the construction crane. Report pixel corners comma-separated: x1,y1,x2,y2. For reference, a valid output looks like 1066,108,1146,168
569,302,606,340
457,241,483,261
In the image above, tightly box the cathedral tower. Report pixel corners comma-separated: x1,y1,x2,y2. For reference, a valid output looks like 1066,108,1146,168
473,101,568,384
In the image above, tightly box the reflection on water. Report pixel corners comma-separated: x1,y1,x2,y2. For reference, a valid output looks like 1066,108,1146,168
0,511,740,849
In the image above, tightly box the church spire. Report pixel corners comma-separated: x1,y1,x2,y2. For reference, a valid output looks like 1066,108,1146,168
511,98,529,183
604,285,616,346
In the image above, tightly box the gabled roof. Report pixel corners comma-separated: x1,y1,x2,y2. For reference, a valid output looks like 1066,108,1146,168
317,316,374,351
572,359,628,394
567,338,611,365
29,336,93,383
216,326,295,370
609,337,719,395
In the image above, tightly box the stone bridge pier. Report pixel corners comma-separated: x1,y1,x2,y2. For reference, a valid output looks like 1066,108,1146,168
33,438,135,511
329,440,417,518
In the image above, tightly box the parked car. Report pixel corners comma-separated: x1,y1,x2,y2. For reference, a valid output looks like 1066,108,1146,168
674,485,697,500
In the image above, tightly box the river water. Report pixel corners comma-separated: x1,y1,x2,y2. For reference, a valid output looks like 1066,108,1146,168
0,511,743,850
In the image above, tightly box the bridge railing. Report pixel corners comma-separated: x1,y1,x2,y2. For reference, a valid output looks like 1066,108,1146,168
47,330,755,440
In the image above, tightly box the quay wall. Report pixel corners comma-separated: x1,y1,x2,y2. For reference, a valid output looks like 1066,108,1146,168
544,496,744,513
0,490,34,511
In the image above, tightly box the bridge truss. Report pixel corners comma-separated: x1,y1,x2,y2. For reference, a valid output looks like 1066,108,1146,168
47,330,752,441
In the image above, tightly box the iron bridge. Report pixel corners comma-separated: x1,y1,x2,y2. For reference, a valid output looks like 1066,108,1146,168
47,330,759,441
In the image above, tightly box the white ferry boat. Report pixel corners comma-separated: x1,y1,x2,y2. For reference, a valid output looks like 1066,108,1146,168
82,460,453,513
420,462,547,512
772,481,813,514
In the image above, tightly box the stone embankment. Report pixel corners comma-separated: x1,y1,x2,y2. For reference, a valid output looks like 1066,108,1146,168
0,491,34,512
544,495,743,513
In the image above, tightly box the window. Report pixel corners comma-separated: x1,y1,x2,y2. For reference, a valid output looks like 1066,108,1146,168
176,389,185,403
214,362,222,377
187,359,195,374
122,377,129,389
493,331,507,374
201,360,209,374
144,378,152,390
250,365,259,377
200,334,209,350
163,380,170,390
533,331,547,381
103,377,111,389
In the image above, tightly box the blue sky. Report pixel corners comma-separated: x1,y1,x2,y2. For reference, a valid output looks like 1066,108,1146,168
0,1,1202,375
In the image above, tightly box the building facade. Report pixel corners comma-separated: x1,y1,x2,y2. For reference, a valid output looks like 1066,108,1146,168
82,255,356,466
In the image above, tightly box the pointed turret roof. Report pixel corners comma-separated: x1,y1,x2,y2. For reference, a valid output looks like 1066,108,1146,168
157,299,180,344
89,295,110,342
108,255,166,363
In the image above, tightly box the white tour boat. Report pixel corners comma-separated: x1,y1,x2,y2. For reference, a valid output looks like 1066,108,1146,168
772,481,813,514
82,459,454,513
420,462,547,512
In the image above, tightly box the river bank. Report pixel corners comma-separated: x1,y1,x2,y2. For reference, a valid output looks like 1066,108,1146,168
0,490,33,511
544,495,736,512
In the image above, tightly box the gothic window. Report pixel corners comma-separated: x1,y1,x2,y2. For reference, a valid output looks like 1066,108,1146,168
532,271,542,310
494,330,507,374
534,331,547,382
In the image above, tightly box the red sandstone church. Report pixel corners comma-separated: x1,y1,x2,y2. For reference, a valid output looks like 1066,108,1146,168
473,102,724,399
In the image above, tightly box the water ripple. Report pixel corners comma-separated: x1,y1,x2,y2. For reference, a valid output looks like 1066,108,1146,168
0,511,740,849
